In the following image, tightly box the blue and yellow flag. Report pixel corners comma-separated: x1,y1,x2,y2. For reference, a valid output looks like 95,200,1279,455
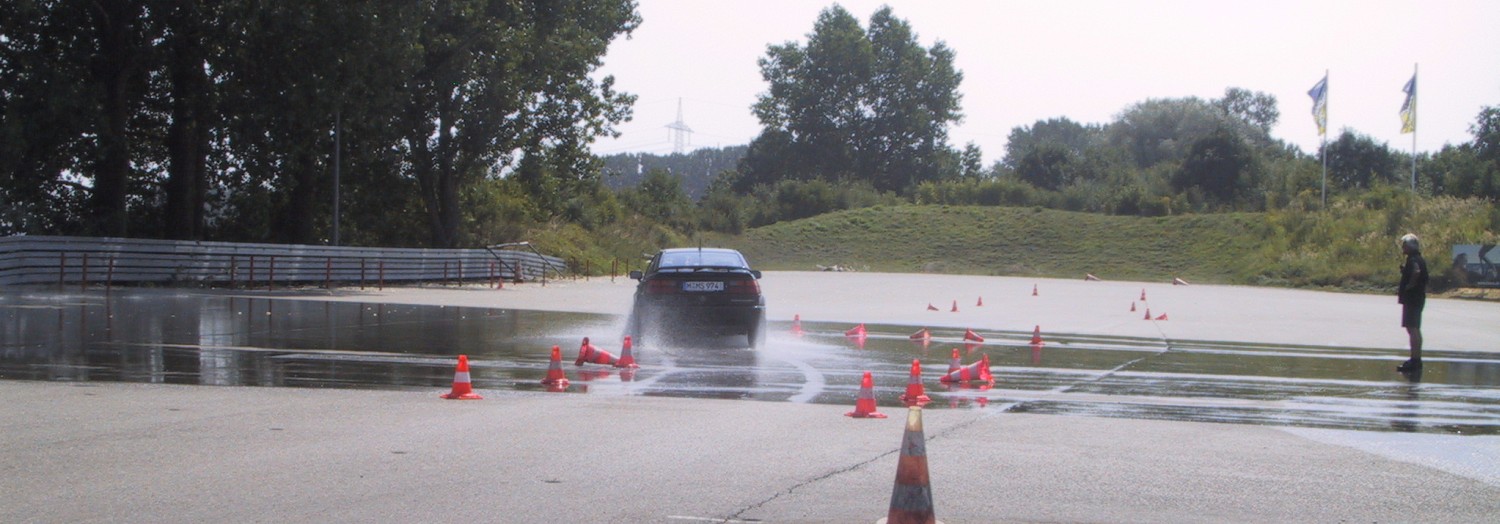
1308,74,1328,136
1400,73,1417,134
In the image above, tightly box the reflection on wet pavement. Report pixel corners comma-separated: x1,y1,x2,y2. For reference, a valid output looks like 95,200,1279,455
3,289,1498,435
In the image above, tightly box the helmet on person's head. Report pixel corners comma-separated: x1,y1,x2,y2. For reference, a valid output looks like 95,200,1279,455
1399,233,1420,253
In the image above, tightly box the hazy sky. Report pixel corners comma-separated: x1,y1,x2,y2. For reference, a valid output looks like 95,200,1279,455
592,0,1500,166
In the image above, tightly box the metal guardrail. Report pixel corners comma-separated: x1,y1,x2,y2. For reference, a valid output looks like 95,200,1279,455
0,236,568,288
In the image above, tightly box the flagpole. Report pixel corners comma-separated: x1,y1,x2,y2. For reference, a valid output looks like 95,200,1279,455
1321,69,1328,209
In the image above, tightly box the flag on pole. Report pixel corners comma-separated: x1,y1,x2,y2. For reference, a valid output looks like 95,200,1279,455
1308,74,1329,136
1400,73,1417,134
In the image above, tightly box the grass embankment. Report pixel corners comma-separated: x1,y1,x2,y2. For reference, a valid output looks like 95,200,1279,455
724,197,1500,293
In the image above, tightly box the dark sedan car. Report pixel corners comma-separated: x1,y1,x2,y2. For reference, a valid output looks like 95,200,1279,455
625,248,767,348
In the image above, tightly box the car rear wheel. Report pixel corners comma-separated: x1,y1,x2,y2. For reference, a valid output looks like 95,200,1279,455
747,313,767,349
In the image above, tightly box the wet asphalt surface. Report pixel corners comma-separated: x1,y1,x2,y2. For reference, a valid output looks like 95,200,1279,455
3,288,1499,435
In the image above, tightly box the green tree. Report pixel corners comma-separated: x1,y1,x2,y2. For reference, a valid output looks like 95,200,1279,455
745,5,963,193
1324,129,1398,191
1173,126,1261,207
1213,87,1279,137
1001,117,1099,172
1014,143,1077,191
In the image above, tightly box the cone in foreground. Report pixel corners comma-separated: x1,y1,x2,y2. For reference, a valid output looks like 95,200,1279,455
541,346,570,387
900,360,930,406
440,354,483,400
846,371,888,418
884,407,936,524
614,335,639,369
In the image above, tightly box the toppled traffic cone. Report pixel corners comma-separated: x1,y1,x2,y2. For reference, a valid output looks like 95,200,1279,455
1173,277,1190,286
845,371,888,419
962,328,984,343
941,354,992,385
946,348,961,375
1085,273,1101,281
900,360,931,406
1032,284,1039,296
885,407,936,523
845,323,867,337
791,314,805,336
1143,308,1152,321
575,337,618,366
1030,325,1044,346
614,335,639,369
1155,313,1169,321
541,346,570,387
439,354,483,400
950,300,959,313
909,328,931,342
926,303,939,311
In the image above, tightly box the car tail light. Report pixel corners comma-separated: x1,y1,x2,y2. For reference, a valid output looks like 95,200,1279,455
645,279,680,295
727,279,760,295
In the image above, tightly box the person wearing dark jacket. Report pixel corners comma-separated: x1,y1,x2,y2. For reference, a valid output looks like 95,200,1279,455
1397,233,1428,372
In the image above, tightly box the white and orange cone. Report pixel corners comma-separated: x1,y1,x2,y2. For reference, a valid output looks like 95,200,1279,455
541,345,570,387
791,314,805,336
1029,325,1044,346
845,323,867,338
909,328,931,342
614,335,639,369
884,407,936,524
574,337,618,366
440,354,483,400
900,360,931,407
962,328,984,343
845,371,888,418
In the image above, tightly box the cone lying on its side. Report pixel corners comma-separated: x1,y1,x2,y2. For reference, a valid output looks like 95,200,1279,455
614,335,639,369
909,328,931,341
940,354,992,385
845,371,888,418
1030,325,1044,346
926,303,939,311
440,354,483,400
1173,277,1190,286
1156,313,1169,321
885,407,936,524
845,323,867,338
900,359,931,406
574,337,618,366
1085,273,1101,281
541,346,570,387
962,329,984,343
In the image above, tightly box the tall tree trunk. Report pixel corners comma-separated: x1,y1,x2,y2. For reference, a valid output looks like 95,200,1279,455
163,4,210,240
88,0,141,237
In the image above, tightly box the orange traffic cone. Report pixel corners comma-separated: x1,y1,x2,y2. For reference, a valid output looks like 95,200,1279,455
440,354,483,400
1030,325,1044,346
900,360,931,406
884,407,935,524
1130,301,1136,312
946,348,961,375
846,323,867,337
962,328,984,343
976,296,984,307
792,314,805,336
541,345,570,387
845,371,888,418
1143,308,1152,321
940,354,992,385
1141,288,1148,301
614,335,639,369
1032,284,1038,296
926,303,939,311
1156,313,1169,321
909,328,931,341
950,300,958,313
575,337,618,366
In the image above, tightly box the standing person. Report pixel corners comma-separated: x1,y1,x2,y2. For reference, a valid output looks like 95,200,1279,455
1397,233,1428,372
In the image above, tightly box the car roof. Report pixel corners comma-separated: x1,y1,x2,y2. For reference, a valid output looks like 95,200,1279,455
659,247,741,255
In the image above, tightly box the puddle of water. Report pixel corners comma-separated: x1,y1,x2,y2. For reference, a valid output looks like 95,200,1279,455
3,289,1499,435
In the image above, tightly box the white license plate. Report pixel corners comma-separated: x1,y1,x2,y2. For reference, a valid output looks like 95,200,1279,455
682,281,725,292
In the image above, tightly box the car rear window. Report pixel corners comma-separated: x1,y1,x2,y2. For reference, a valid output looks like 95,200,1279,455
658,251,746,269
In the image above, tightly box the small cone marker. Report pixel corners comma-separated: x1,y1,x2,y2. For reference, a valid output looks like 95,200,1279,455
1173,277,1190,286
947,348,961,375
574,337,618,366
976,296,984,307
1144,308,1152,321
440,354,483,400
791,314,805,336
1130,301,1137,312
1085,273,1101,281
950,300,959,313
614,335,639,369
1141,288,1148,301
926,303,939,311
962,328,984,343
884,407,936,524
900,360,931,406
909,328,931,341
1156,313,1169,321
845,371,888,418
1030,325,1044,346
1032,284,1038,296
540,345,570,387
845,323,867,337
